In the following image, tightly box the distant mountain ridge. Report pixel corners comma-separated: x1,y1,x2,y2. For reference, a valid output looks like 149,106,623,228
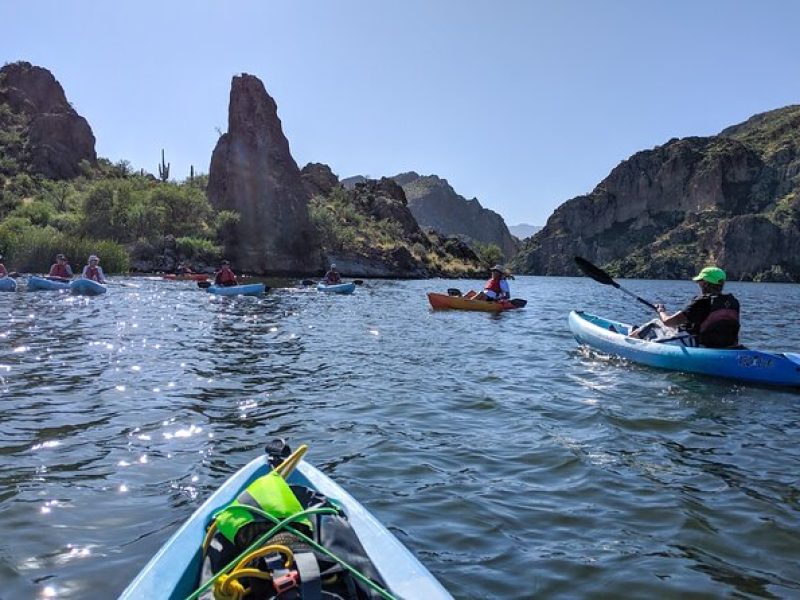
511,105,800,282
508,223,542,240
344,172,518,259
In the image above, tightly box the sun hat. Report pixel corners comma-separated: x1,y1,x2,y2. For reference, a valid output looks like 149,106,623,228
490,264,505,272
88,255,99,262
692,266,726,285
330,263,337,269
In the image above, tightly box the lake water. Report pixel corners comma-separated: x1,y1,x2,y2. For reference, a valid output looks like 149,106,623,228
1,276,799,599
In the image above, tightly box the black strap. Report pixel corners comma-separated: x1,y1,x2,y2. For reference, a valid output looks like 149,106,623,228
294,552,321,600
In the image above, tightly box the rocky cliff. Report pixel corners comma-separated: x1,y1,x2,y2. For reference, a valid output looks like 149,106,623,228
307,166,483,277
0,61,96,179
512,105,800,282
391,172,519,260
207,73,319,274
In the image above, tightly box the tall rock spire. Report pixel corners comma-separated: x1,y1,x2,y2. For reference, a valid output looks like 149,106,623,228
207,74,319,274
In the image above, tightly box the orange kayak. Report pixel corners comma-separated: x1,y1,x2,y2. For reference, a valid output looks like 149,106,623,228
427,292,524,312
164,273,208,281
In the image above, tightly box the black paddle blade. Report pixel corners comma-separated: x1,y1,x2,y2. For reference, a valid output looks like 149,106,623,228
301,279,315,286
510,298,527,308
197,280,211,289
447,288,462,296
353,279,364,285
574,256,617,287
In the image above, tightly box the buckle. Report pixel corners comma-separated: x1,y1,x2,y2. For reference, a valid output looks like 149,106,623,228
273,570,299,593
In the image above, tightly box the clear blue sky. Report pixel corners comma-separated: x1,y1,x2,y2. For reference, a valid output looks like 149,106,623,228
3,1,800,225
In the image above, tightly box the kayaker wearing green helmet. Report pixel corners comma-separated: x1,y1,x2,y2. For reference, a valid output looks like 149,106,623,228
630,266,741,348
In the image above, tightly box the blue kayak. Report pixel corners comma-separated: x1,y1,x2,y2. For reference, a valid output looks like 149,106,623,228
70,278,107,296
569,310,800,387
119,446,452,600
27,276,71,291
0,277,16,292
317,281,356,294
207,283,267,296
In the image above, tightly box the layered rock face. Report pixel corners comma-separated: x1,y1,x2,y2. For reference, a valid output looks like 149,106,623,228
512,105,800,281
0,61,96,178
392,172,519,260
208,74,318,274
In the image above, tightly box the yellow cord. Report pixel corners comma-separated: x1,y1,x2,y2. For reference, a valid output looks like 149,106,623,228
212,545,294,600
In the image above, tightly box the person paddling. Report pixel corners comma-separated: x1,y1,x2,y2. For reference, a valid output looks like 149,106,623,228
81,255,107,283
323,263,341,285
175,262,193,275
630,266,740,348
48,253,73,280
214,260,238,287
471,265,511,301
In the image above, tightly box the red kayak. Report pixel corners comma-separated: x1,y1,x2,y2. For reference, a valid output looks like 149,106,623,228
164,273,208,282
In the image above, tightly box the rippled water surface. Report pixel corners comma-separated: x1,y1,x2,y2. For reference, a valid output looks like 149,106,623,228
1,276,799,599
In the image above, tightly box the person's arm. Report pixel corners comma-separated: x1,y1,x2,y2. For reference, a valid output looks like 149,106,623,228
97,267,106,283
65,264,73,277
656,304,687,328
81,266,89,278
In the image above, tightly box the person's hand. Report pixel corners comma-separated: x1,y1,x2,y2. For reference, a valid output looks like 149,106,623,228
655,303,666,313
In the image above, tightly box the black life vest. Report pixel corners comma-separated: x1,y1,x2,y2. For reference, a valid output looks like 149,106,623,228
698,293,740,348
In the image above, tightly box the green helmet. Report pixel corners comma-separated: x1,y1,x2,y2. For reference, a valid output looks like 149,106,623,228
692,266,726,285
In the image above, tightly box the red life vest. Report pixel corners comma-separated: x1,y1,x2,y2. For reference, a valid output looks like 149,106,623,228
50,263,70,278
484,276,502,296
698,294,740,348
85,266,101,282
216,267,236,285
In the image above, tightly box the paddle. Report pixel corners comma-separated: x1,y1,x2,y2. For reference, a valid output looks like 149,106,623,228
353,279,364,285
573,256,659,313
197,280,211,289
447,288,462,296
301,279,315,286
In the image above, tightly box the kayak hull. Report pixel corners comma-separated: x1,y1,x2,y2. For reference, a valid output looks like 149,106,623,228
317,282,356,294
207,283,266,296
569,310,800,387
164,273,208,281
70,278,107,296
119,455,452,600
27,276,71,291
0,277,16,292
427,292,521,312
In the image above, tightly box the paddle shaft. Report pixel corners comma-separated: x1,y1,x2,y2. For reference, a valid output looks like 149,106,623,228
615,284,660,313
574,256,659,314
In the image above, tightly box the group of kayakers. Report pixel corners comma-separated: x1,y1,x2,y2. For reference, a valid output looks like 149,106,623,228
0,253,108,283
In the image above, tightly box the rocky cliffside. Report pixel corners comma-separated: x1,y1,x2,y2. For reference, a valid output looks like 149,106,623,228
0,61,96,178
207,73,319,274
512,105,800,281
306,166,483,277
391,172,518,259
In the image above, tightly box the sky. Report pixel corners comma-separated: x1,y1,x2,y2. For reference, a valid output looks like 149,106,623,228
3,1,800,226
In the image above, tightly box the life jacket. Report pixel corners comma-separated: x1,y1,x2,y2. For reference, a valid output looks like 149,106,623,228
215,471,311,545
85,266,101,282
698,293,740,348
215,267,236,285
0,264,6,276
484,276,502,296
325,271,341,284
50,263,70,278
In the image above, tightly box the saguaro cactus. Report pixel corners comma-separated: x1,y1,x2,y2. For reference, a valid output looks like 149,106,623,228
158,149,170,182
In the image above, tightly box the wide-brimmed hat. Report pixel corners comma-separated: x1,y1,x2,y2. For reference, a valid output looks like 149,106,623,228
490,264,505,272
692,266,726,285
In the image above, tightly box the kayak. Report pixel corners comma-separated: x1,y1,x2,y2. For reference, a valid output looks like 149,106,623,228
0,277,16,292
27,276,71,291
164,273,208,281
70,278,107,296
207,283,266,296
569,310,800,387
119,443,453,600
427,292,524,312
317,281,356,294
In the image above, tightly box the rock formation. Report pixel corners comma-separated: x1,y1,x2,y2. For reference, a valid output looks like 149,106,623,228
0,61,96,179
391,172,519,260
512,105,800,282
207,73,319,274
